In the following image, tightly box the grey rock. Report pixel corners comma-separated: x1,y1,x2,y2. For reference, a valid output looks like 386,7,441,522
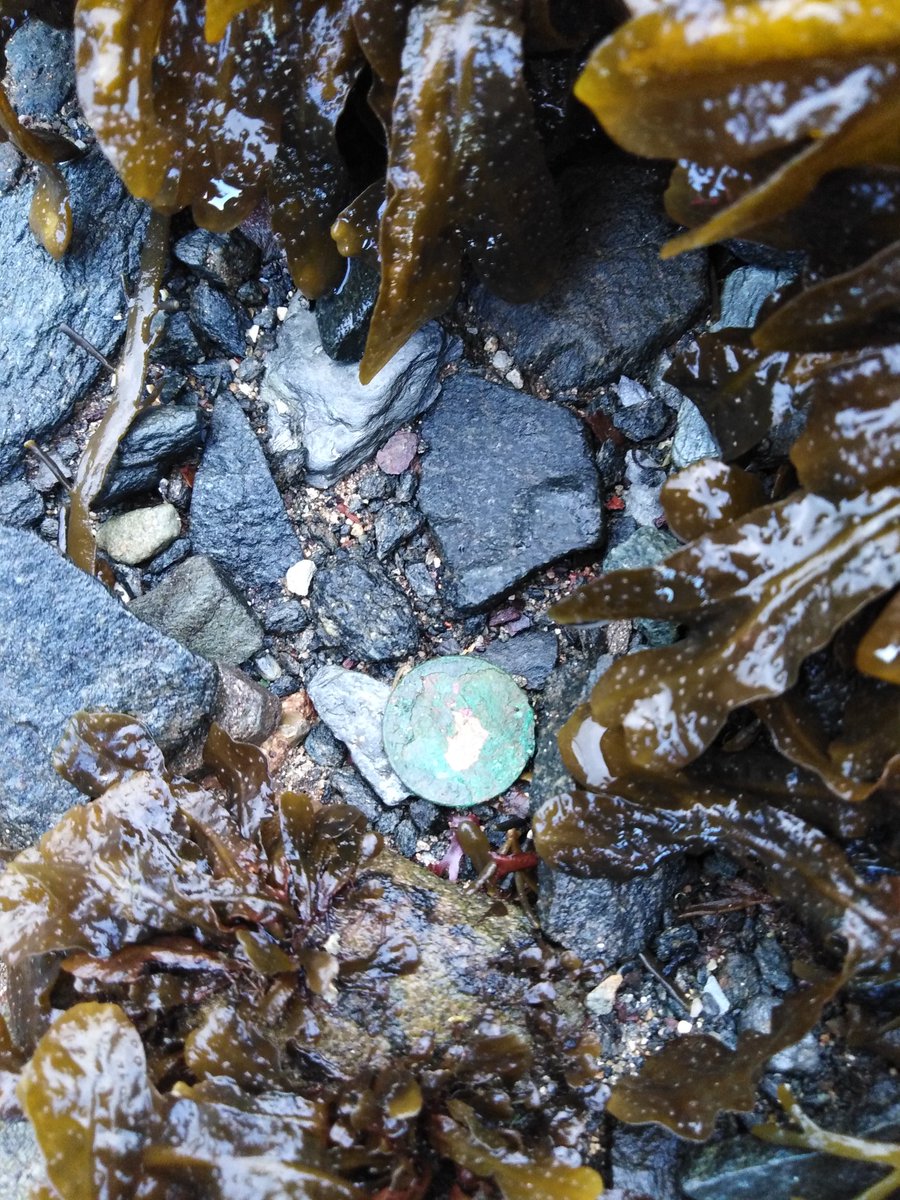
409,797,438,832
331,767,401,835
672,397,721,470
307,665,410,806
96,502,181,565
683,1094,900,1200
0,150,147,478
5,19,74,117
260,298,449,488
768,1031,823,1075
254,652,282,682
190,395,301,590
152,310,204,367
173,228,261,292
419,374,601,612
315,256,379,362
604,525,680,647
314,554,418,662
754,935,793,993
0,143,22,194
304,721,346,768
393,817,418,857
712,265,797,331
405,561,437,602
394,471,418,503
622,450,666,528
358,471,395,501
264,599,308,634
103,403,204,501
480,631,558,690
0,529,217,849
146,536,192,577
612,1123,685,1200
596,439,626,490
375,503,424,560
0,475,42,527
611,376,670,443
531,654,681,960
213,664,281,745
190,281,249,357
0,1119,41,1200
129,554,264,666
470,157,708,392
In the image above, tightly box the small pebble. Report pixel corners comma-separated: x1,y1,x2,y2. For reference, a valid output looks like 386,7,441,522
255,652,282,682
586,973,623,1017
285,558,317,596
676,1020,693,1035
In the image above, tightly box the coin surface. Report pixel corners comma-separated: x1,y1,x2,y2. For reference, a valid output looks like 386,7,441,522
382,656,535,807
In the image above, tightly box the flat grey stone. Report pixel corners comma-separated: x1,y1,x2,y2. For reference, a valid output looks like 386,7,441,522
0,150,147,478
129,554,264,666
0,529,217,849
190,395,301,590
712,265,797,331
0,475,42,528
418,374,601,611
672,396,721,470
480,631,558,689
260,298,450,488
96,502,181,565
471,157,708,392
313,553,418,662
308,665,410,806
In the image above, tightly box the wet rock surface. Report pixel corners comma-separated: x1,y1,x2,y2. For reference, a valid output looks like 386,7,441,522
189,395,301,590
0,150,147,478
313,552,418,662
419,374,602,611
260,299,450,487
470,157,708,392
102,401,204,502
0,529,217,848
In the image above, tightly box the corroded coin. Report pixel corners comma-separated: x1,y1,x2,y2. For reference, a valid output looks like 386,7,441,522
382,656,535,807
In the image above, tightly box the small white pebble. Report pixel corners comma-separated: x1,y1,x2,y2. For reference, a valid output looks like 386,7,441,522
491,348,512,372
586,972,623,1017
285,558,317,596
689,997,703,1019
276,305,288,321
676,1019,693,1035
246,325,260,343
702,974,731,1014
505,367,524,389
707,958,718,972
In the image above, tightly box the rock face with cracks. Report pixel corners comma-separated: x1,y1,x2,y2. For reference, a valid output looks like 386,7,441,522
419,374,602,611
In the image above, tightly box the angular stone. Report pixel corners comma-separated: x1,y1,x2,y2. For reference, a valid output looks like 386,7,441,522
604,526,681,647
0,151,147,478
190,281,249,358
96,502,182,565
612,1124,686,1200
129,554,265,666
314,553,418,662
470,157,708,392
260,298,450,488
212,664,281,745
172,228,260,292
611,376,670,443
480,631,558,690
5,19,74,118
314,255,379,362
103,403,204,502
418,374,601,611
308,665,410,806
0,476,43,528
712,265,797,332
190,395,301,590
0,529,217,848
375,503,424,561
672,397,721,470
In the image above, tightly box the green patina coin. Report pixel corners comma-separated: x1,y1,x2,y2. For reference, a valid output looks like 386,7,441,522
382,656,535,807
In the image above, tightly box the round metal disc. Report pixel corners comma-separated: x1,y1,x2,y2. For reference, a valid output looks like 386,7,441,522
382,656,535,807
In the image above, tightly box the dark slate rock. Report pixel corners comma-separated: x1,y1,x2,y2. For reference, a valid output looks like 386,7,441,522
471,156,708,392
129,554,264,666
0,529,217,849
103,403,204,501
331,767,401,836
0,475,43,527
304,721,346,768
672,396,720,470
313,554,419,662
315,256,379,362
405,560,437,602
0,150,147,478
596,438,626,490
260,298,451,488
358,471,395,501
374,502,424,560
213,664,281,745
611,376,670,443
712,264,797,331
263,599,308,634
190,395,302,590
418,374,601,612
172,228,261,292
151,310,205,368
480,631,558,690
146,536,192,578
190,281,250,358
612,1123,686,1200
5,18,74,118
530,654,681,961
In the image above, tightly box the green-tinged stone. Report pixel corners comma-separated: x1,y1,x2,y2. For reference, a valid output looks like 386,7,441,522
382,656,535,807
